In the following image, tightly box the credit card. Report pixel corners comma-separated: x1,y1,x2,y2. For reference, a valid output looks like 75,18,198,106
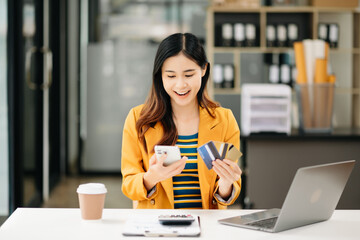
198,141,242,169
198,143,214,170
225,144,242,161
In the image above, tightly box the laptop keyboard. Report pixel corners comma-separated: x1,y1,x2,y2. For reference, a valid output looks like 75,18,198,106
246,217,278,229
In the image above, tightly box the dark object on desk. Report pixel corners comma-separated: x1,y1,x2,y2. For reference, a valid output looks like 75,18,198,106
123,215,201,237
249,132,287,136
159,215,195,226
219,160,355,232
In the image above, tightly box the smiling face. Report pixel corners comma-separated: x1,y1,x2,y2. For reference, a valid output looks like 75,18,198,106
161,52,206,109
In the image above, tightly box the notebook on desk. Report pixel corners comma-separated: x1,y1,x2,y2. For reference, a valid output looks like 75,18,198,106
219,160,355,233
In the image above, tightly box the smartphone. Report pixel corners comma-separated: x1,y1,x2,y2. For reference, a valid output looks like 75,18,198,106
154,145,181,166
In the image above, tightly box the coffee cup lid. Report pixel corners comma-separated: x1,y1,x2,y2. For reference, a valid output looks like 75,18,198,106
77,183,107,194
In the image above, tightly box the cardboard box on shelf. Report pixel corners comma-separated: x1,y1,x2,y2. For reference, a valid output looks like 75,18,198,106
311,0,358,8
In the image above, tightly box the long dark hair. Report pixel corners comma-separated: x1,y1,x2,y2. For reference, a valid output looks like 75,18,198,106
136,33,219,152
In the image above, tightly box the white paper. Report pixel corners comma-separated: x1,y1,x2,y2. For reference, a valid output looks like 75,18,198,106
313,39,325,59
303,39,314,85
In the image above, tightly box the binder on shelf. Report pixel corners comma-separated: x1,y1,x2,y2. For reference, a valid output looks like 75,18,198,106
266,24,276,47
328,23,339,48
223,64,234,88
276,24,287,47
269,64,280,83
245,23,256,47
317,23,340,48
280,64,291,84
287,23,298,47
269,53,280,84
213,64,224,88
222,23,233,47
234,23,245,47
318,23,328,42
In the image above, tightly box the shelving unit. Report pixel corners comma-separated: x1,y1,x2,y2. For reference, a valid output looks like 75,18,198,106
206,6,360,128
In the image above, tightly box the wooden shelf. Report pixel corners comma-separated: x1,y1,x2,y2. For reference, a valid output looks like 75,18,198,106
213,47,359,54
214,88,241,95
214,87,360,95
335,87,360,95
209,6,358,13
207,6,360,127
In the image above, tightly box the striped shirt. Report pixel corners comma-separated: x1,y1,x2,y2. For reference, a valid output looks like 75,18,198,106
173,133,202,209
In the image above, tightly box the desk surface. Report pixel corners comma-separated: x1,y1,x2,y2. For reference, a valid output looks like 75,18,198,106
0,208,359,240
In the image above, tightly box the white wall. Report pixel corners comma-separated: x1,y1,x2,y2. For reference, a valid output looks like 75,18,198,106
0,0,9,216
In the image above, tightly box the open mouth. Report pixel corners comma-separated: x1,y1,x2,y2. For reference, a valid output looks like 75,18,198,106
175,90,190,96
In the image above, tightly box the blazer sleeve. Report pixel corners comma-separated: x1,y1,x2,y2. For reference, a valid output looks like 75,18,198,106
213,108,241,206
121,108,158,201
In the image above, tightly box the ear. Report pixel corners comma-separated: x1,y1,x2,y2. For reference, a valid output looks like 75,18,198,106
201,63,208,77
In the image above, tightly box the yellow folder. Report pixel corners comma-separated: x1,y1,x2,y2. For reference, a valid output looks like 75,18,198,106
294,42,307,84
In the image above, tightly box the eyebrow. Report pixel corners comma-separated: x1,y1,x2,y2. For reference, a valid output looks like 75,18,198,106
164,69,196,73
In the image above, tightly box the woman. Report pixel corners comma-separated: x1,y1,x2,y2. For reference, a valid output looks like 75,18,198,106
121,33,242,209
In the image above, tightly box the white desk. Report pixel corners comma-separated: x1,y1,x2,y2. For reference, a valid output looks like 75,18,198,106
0,208,359,240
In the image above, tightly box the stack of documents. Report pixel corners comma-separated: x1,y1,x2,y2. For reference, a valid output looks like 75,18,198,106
294,39,335,85
294,39,335,132
241,84,292,136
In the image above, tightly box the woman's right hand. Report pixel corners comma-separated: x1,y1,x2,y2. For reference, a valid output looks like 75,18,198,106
143,153,187,191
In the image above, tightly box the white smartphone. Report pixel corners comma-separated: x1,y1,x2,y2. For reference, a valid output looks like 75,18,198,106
154,145,181,166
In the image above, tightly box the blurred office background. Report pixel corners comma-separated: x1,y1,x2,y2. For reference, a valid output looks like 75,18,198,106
0,0,211,222
1,0,360,226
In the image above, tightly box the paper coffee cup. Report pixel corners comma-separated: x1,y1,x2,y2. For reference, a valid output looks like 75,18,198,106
77,183,107,220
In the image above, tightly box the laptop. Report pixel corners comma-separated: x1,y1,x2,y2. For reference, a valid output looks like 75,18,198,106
219,160,355,233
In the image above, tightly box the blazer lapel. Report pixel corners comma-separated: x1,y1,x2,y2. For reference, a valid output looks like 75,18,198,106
197,107,221,208
144,122,174,207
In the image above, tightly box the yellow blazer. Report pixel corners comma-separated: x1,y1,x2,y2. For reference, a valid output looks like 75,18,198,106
121,104,241,209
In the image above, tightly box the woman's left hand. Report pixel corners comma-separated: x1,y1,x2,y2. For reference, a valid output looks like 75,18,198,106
212,159,242,199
